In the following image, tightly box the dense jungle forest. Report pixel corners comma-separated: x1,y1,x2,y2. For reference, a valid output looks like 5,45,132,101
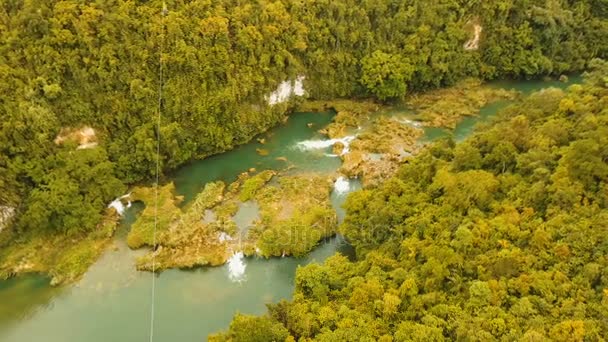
0,0,607,236
0,0,607,341
213,60,608,341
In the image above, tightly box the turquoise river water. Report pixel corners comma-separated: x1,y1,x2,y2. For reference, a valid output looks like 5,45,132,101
0,76,581,341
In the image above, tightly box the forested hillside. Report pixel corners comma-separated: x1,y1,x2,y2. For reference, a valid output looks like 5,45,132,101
1,1,607,238
213,60,608,341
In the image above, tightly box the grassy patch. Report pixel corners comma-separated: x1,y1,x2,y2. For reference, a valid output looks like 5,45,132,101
0,211,119,285
132,171,336,271
407,78,518,128
251,174,337,257
341,117,423,187
239,170,276,202
300,99,382,139
127,183,182,249
132,181,236,271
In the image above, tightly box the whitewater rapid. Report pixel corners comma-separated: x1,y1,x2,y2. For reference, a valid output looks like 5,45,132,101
333,176,351,195
227,252,247,282
107,193,132,216
296,135,356,156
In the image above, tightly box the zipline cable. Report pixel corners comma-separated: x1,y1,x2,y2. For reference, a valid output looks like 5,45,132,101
150,2,167,342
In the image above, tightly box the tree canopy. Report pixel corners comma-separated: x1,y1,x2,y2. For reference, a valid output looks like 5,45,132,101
213,61,608,341
0,0,606,237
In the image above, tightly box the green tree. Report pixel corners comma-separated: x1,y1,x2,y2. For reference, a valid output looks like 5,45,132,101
360,51,414,100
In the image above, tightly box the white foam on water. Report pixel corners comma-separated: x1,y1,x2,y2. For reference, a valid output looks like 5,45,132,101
107,193,132,216
267,75,305,106
341,137,355,155
227,252,247,282
296,135,356,156
333,176,351,195
108,199,126,216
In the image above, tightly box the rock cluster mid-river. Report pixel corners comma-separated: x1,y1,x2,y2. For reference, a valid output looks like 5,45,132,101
0,77,580,341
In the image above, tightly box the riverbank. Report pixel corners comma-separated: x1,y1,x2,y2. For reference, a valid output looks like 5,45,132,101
0,76,577,286
211,67,608,341
0,210,119,285
132,171,336,272
0,74,586,341
124,78,522,273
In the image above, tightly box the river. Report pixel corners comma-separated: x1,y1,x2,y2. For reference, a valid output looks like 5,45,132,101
0,76,581,341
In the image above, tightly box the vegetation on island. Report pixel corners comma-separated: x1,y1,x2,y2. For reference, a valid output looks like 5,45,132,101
299,100,381,139
308,79,520,188
407,79,518,128
134,181,231,271
340,117,423,188
1,0,607,249
212,61,608,341
131,170,336,272
0,0,605,294
250,173,337,258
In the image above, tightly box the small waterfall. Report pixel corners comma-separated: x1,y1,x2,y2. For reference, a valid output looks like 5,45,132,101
464,24,482,51
107,193,132,216
292,75,305,96
108,199,126,216
267,75,305,106
333,176,351,195
296,136,355,156
227,252,247,282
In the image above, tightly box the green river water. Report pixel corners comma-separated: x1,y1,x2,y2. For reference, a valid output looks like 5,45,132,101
0,77,581,341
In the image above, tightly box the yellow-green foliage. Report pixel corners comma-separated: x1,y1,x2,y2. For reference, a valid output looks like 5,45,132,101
188,182,225,214
216,65,608,340
209,314,290,342
407,79,518,128
132,182,232,271
127,183,182,249
304,100,381,139
252,174,337,257
352,117,423,154
341,117,423,187
0,211,118,285
3,0,605,274
239,170,276,202
132,177,255,271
